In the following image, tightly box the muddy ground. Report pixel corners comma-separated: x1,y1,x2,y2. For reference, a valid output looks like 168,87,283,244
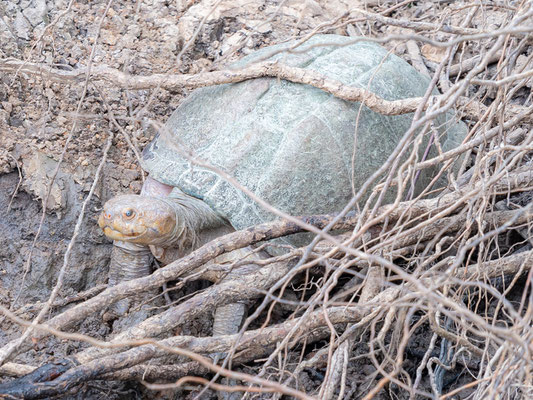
0,0,531,399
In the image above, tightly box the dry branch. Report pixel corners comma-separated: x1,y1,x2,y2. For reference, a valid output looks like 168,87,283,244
3,59,531,125
0,214,352,364
1,248,529,399
1,167,531,366
0,362,35,377
0,59,429,115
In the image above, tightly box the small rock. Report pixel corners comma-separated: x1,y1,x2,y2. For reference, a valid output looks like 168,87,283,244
14,11,31,40
302,0,323,17
246,20,272,34
220,30,247,56
127,23,141,38
8,117,23,127
255,22,272,34
421,43,447,63
1,102,12,114
69,45,85,61
8,95,22,107
22,151,68,212
129,181,142,193
22,0,48,27
100,29,119,46
56,115,67,125
120,168,140,187
188,58,211,74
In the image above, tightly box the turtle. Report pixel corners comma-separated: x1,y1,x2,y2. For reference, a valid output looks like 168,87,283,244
98,34,467,337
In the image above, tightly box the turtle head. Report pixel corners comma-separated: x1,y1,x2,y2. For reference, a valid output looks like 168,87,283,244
98,194,178,246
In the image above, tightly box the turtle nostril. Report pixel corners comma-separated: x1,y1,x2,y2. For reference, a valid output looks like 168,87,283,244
105,213,112,219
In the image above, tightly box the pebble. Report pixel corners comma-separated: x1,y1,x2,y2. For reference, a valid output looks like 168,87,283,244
14,11,31,40
22,0,48,27
101,29,119,46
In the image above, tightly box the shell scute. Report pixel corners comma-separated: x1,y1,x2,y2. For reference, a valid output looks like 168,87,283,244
142,34,467,230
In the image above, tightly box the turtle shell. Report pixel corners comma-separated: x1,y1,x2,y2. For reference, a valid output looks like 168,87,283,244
142,34,466,230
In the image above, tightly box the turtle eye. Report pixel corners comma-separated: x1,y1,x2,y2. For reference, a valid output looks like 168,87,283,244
123,209,135,219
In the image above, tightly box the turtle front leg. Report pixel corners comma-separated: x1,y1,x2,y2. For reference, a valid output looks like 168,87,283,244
212,302,247,337
104,240,153,321
210,261,262,338
210,261,263,400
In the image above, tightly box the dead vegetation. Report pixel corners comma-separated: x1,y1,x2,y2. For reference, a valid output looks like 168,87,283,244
0,0,532,399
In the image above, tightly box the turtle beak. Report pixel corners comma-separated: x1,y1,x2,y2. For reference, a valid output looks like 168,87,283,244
102,226,128,240
97,214,106,229
98,212,120,239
